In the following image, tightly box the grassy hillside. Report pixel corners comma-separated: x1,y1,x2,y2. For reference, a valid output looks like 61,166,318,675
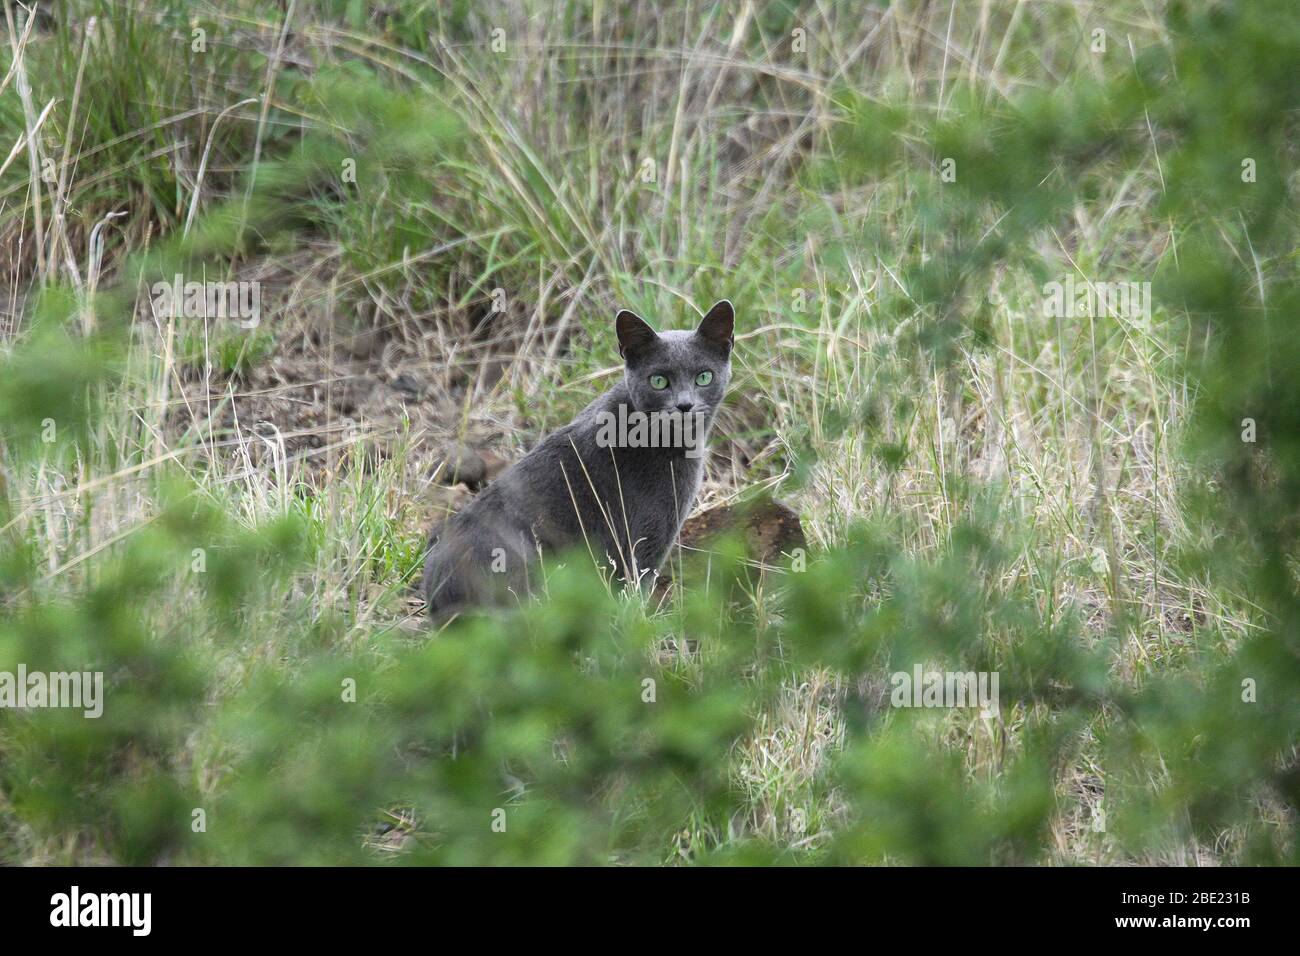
0,0,1296,864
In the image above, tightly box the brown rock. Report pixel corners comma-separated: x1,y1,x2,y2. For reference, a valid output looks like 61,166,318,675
478,450,510,482
677,496,806,565
432,444,487,489
652,497,805,601
425,481,473,520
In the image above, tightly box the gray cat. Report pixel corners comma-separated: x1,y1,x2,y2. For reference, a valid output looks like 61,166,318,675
422,299,734,619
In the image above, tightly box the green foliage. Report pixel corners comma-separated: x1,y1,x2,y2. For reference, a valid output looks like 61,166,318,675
1,0,1298,865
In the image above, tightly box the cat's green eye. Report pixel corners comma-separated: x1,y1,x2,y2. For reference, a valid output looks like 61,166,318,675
649,374,669,390
695,371,713,386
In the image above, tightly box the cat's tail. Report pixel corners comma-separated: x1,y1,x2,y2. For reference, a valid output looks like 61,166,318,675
422,521,486,623
420,520,449,617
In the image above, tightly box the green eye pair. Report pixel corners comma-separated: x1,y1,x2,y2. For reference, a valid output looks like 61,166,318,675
649,371,713,390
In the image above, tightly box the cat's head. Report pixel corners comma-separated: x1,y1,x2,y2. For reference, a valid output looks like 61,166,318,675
615,300,734,415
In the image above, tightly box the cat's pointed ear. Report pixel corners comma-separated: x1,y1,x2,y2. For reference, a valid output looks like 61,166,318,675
695,299,734,356
616,309,657,359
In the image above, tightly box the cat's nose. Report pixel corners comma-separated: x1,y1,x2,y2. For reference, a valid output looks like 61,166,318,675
675,402,694,413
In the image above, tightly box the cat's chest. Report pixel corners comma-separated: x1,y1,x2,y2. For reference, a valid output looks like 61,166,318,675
616,447,700,486
612,450,703,521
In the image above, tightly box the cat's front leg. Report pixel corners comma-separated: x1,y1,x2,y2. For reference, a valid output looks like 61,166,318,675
623,564,660,600
628,517,678,596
